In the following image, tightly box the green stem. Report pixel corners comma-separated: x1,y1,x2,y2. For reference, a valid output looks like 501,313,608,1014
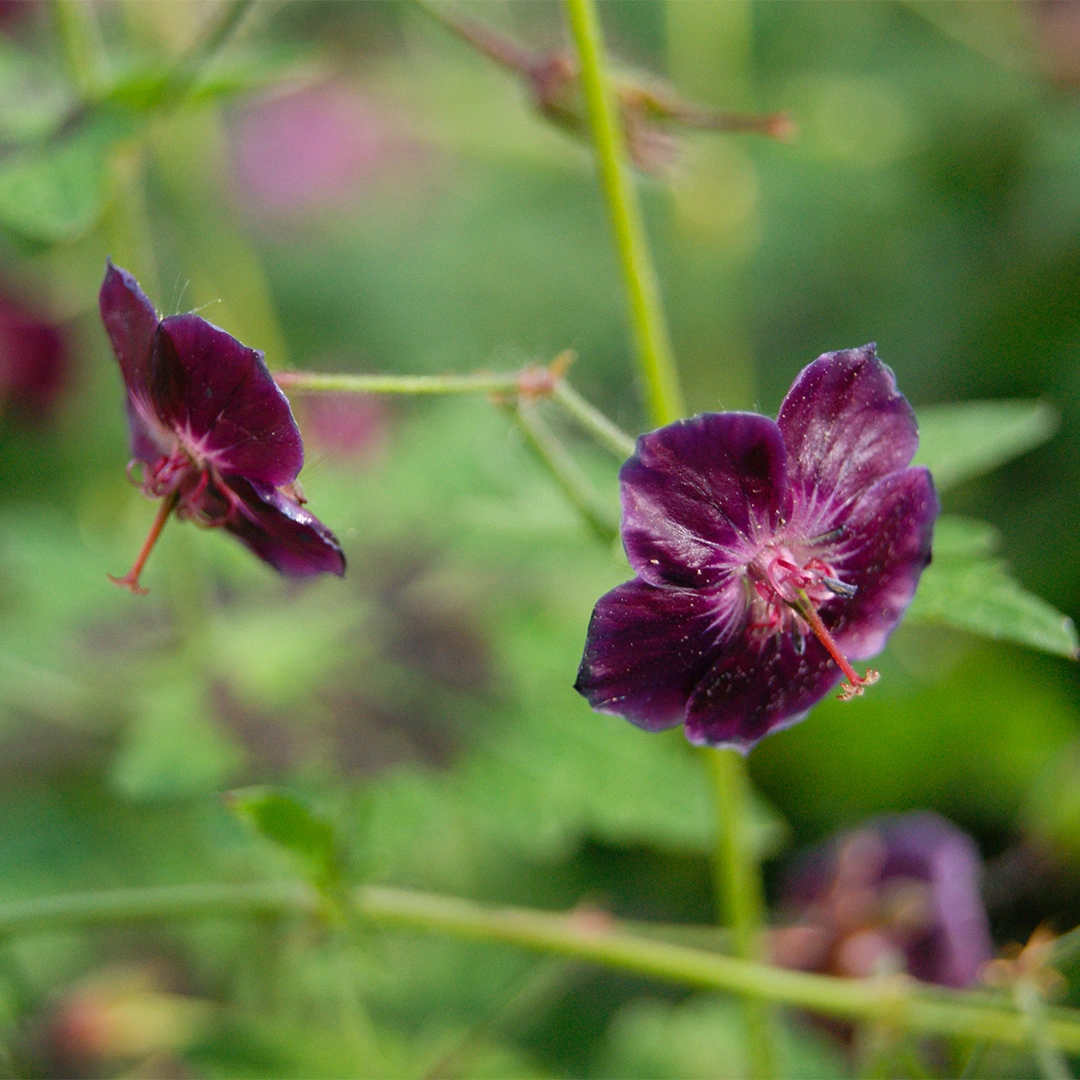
6,882,1080,1052
162,0,255,106
563,0,685,427
709,748,777,1079
51,0,105,100
551,380,636,459
512,400,619,543
1016,980,1074,1080
275,370,524,397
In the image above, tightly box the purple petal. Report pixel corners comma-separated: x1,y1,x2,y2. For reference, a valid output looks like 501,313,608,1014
223,478,346,578
575,578,744,731
99,260,158,401
875,813,993,988
621,413,789,588
684,634,843,752
778,345,919,509
826,466,937,659
152,315,303,486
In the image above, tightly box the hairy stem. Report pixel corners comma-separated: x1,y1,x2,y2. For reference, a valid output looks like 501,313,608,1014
551,380,636,459
563,0,684,427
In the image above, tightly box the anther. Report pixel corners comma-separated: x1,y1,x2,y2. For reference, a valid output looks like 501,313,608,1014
822,576,858,599
809,526,847,546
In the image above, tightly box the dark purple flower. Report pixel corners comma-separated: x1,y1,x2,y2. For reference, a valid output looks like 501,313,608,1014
773,812,993,988
575,345,937,751
0,289,68,420
100,260,345,593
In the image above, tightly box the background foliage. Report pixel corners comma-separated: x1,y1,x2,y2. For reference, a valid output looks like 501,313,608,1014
1,1,1080,1076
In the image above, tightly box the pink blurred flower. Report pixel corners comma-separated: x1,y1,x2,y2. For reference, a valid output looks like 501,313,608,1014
228,83,405,215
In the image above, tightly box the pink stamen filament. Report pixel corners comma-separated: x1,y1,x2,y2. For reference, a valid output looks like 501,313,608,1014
108,490,180,595
791,591,878,700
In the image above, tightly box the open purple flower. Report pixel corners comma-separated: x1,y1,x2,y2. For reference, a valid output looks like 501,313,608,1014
773,812,993,988
575,345,937,751
100,260,344,593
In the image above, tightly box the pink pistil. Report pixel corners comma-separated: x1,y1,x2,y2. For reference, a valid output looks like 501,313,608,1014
108,490,180,595
793,592,879,701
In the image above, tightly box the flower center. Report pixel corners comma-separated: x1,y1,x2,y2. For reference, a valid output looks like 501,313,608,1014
747,545,878,700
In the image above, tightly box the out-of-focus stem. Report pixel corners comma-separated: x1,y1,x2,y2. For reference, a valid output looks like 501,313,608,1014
709,747,777,1079
275,370,524,397
563,0,684,427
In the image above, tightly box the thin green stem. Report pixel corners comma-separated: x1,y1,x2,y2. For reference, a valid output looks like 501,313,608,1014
163,0,255,106
51,0,106,100
275,370,524,397
512,400,619,543
563,0,685,427
5,882,1080,1053
551,380,636,458
709,748,777,1079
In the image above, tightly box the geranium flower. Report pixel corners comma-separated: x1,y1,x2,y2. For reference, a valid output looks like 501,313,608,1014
100,260,345,593
773,812,993,988
575,345,937,751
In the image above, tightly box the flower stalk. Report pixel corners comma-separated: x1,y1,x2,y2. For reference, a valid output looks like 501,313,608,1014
3,881,1080,1058
563,0,684,427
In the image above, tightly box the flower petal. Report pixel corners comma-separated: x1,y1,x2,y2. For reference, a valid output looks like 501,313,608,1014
621,412,789,588
826,466,937,659
684,633,842,752
223,478,346,578
575,578,743,731
778,345,919,510
99,259,158,401
152,314,303,486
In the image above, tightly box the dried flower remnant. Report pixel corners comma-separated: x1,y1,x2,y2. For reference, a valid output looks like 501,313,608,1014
575,345,937,751
773,813,993,988
100,261,345,593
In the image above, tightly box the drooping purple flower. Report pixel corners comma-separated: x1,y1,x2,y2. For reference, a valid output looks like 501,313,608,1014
773,812,993,988
100,260,344,593
575,345,937,751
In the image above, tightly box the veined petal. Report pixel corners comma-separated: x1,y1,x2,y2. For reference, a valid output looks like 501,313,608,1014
224,478,346,578
152,315,303,487
621,412,789,588
778,345,919,510
575,578,744,731
685,634,842,752
826,466,937,659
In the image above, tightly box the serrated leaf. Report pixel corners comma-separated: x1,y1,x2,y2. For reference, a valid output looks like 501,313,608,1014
227,787,342,891
906,516,1078,658
0,107,132,244
913,399,1057,491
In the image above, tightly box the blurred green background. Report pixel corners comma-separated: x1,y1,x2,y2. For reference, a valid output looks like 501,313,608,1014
1,1,1080,1075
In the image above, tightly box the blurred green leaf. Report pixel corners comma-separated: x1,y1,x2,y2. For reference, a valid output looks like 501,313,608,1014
111,678,242,801
227,787,342,892
1023,742,1080,865
906,516,1078,658
0,107,132,244
913,400,1058,492
600,995,848,1080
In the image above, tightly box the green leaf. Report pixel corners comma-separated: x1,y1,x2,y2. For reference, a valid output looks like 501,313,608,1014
913,399,1058,491
227,787,343,892
0,107,132,244
906,516,1078,658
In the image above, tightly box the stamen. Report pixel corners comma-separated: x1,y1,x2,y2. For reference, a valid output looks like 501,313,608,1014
108,490,180,595
822,576,858,599
791,590,879,699
809,526,846,546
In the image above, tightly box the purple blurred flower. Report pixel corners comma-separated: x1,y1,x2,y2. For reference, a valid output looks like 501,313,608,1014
773,812,993,988
0,290,68,420
100,260,345,593
575,345,937,751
